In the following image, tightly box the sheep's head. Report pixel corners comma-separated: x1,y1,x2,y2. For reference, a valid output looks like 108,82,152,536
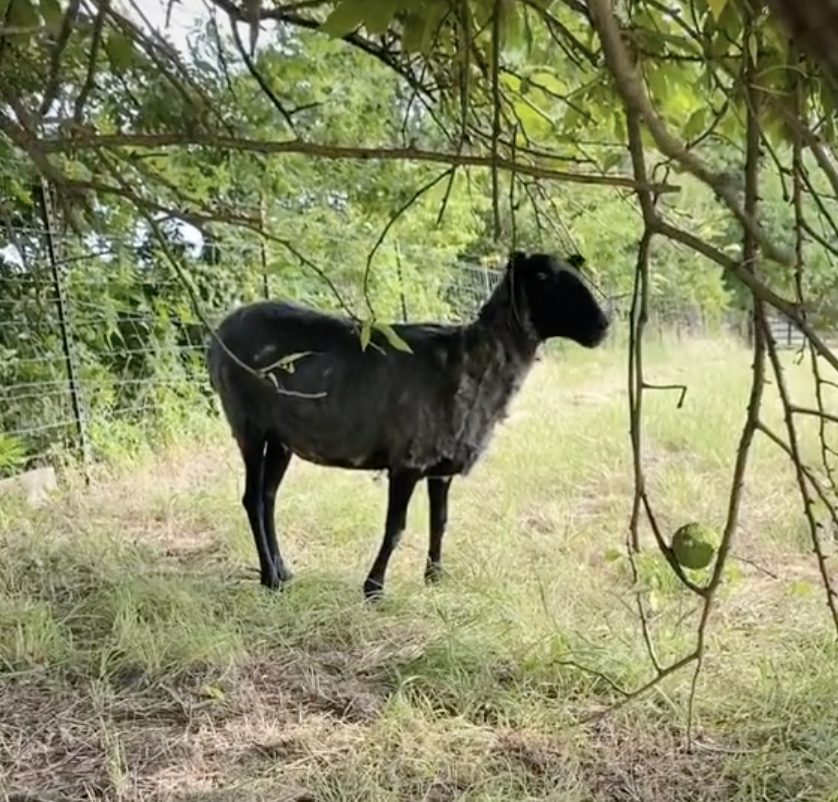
507,251,610,348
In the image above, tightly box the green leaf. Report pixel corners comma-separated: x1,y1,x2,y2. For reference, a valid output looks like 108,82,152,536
374,322,413,353
400,0,448,54
747,31,758,67
103,31,135,72
513,97,552,138
359,318,372,351
684,108,707,140
39,0,64,37
603,547,623,563
709,33,730,58
707,0,728,22
529,69,565,96
645,66,668,101
320,0,368,38
401,12,426,53
361,0,402,35
503,3,527,52
7,0,39,33
8,179,32,206
612,111,626,142
601,149,624,172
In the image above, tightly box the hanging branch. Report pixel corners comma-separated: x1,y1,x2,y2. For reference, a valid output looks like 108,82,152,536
95,149,327,399
32,130,673,192
683,14,768,745
790,58,838,503
73,0,108,123
38,0,82,117
227,11,297,132
588,2,776,739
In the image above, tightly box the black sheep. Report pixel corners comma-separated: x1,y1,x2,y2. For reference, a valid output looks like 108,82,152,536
207,250,610,600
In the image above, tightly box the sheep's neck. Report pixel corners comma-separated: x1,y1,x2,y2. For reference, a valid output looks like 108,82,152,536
464,284,540,399
472,279,539,361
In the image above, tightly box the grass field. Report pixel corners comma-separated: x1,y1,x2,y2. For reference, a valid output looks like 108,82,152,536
2,333,838,802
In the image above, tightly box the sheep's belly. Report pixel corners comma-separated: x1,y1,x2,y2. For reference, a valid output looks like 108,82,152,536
279,416,486,476
287,447,481,476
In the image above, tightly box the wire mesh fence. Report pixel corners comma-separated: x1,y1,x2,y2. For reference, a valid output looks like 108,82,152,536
0,217,750,480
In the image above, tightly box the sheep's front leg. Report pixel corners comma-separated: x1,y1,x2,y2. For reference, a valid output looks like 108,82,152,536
425,476,452,584
363,469,420,601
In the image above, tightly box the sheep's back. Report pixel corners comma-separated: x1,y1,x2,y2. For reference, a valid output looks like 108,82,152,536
208,300,481,472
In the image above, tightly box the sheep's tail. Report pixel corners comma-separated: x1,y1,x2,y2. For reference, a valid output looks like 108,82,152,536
205,330,225,396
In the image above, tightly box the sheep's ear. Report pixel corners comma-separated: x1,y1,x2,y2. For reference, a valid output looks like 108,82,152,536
567,253,586,269
507,250,527,271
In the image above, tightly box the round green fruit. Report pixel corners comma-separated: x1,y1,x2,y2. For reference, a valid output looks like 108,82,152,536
671,522,719,570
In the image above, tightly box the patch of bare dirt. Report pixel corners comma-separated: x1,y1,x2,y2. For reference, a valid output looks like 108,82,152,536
238,651,387,725
488,722,735,802
489,729,575,795
0,651,390,802
0,677,204,801
581,718,733,802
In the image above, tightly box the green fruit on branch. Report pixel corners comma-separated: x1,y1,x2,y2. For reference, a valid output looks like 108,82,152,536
671,522,720,570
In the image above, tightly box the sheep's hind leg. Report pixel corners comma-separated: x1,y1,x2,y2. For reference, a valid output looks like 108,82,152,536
425,476,452,585
363,469,420,601
261,435,293,584
238,432,280,590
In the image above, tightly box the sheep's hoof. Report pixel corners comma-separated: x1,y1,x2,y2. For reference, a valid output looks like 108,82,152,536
363,577,385,603
260,570,292,591
424,563,447,585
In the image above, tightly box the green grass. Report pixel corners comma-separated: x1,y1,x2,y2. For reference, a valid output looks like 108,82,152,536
2,333,838,801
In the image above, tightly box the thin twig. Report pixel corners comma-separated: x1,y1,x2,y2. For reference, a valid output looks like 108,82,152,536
227,11,296,131
586,0,795,267
643,382,688,408
361,168,454,318
685,23,768,747
623,99,665,673
73,0,109,123
39,0,82,117
490,0,502,242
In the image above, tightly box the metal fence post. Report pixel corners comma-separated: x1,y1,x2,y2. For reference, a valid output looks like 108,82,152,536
38,179,91,479
395,242,408,322
260,192,270,299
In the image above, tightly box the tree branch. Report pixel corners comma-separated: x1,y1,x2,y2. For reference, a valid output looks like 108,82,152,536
585,0,795,267
33,129,678,192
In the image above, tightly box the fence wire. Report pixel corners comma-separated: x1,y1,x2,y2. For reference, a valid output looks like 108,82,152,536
0,219,784,478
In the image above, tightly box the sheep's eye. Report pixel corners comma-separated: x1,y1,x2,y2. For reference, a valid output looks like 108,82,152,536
536,271,549,280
